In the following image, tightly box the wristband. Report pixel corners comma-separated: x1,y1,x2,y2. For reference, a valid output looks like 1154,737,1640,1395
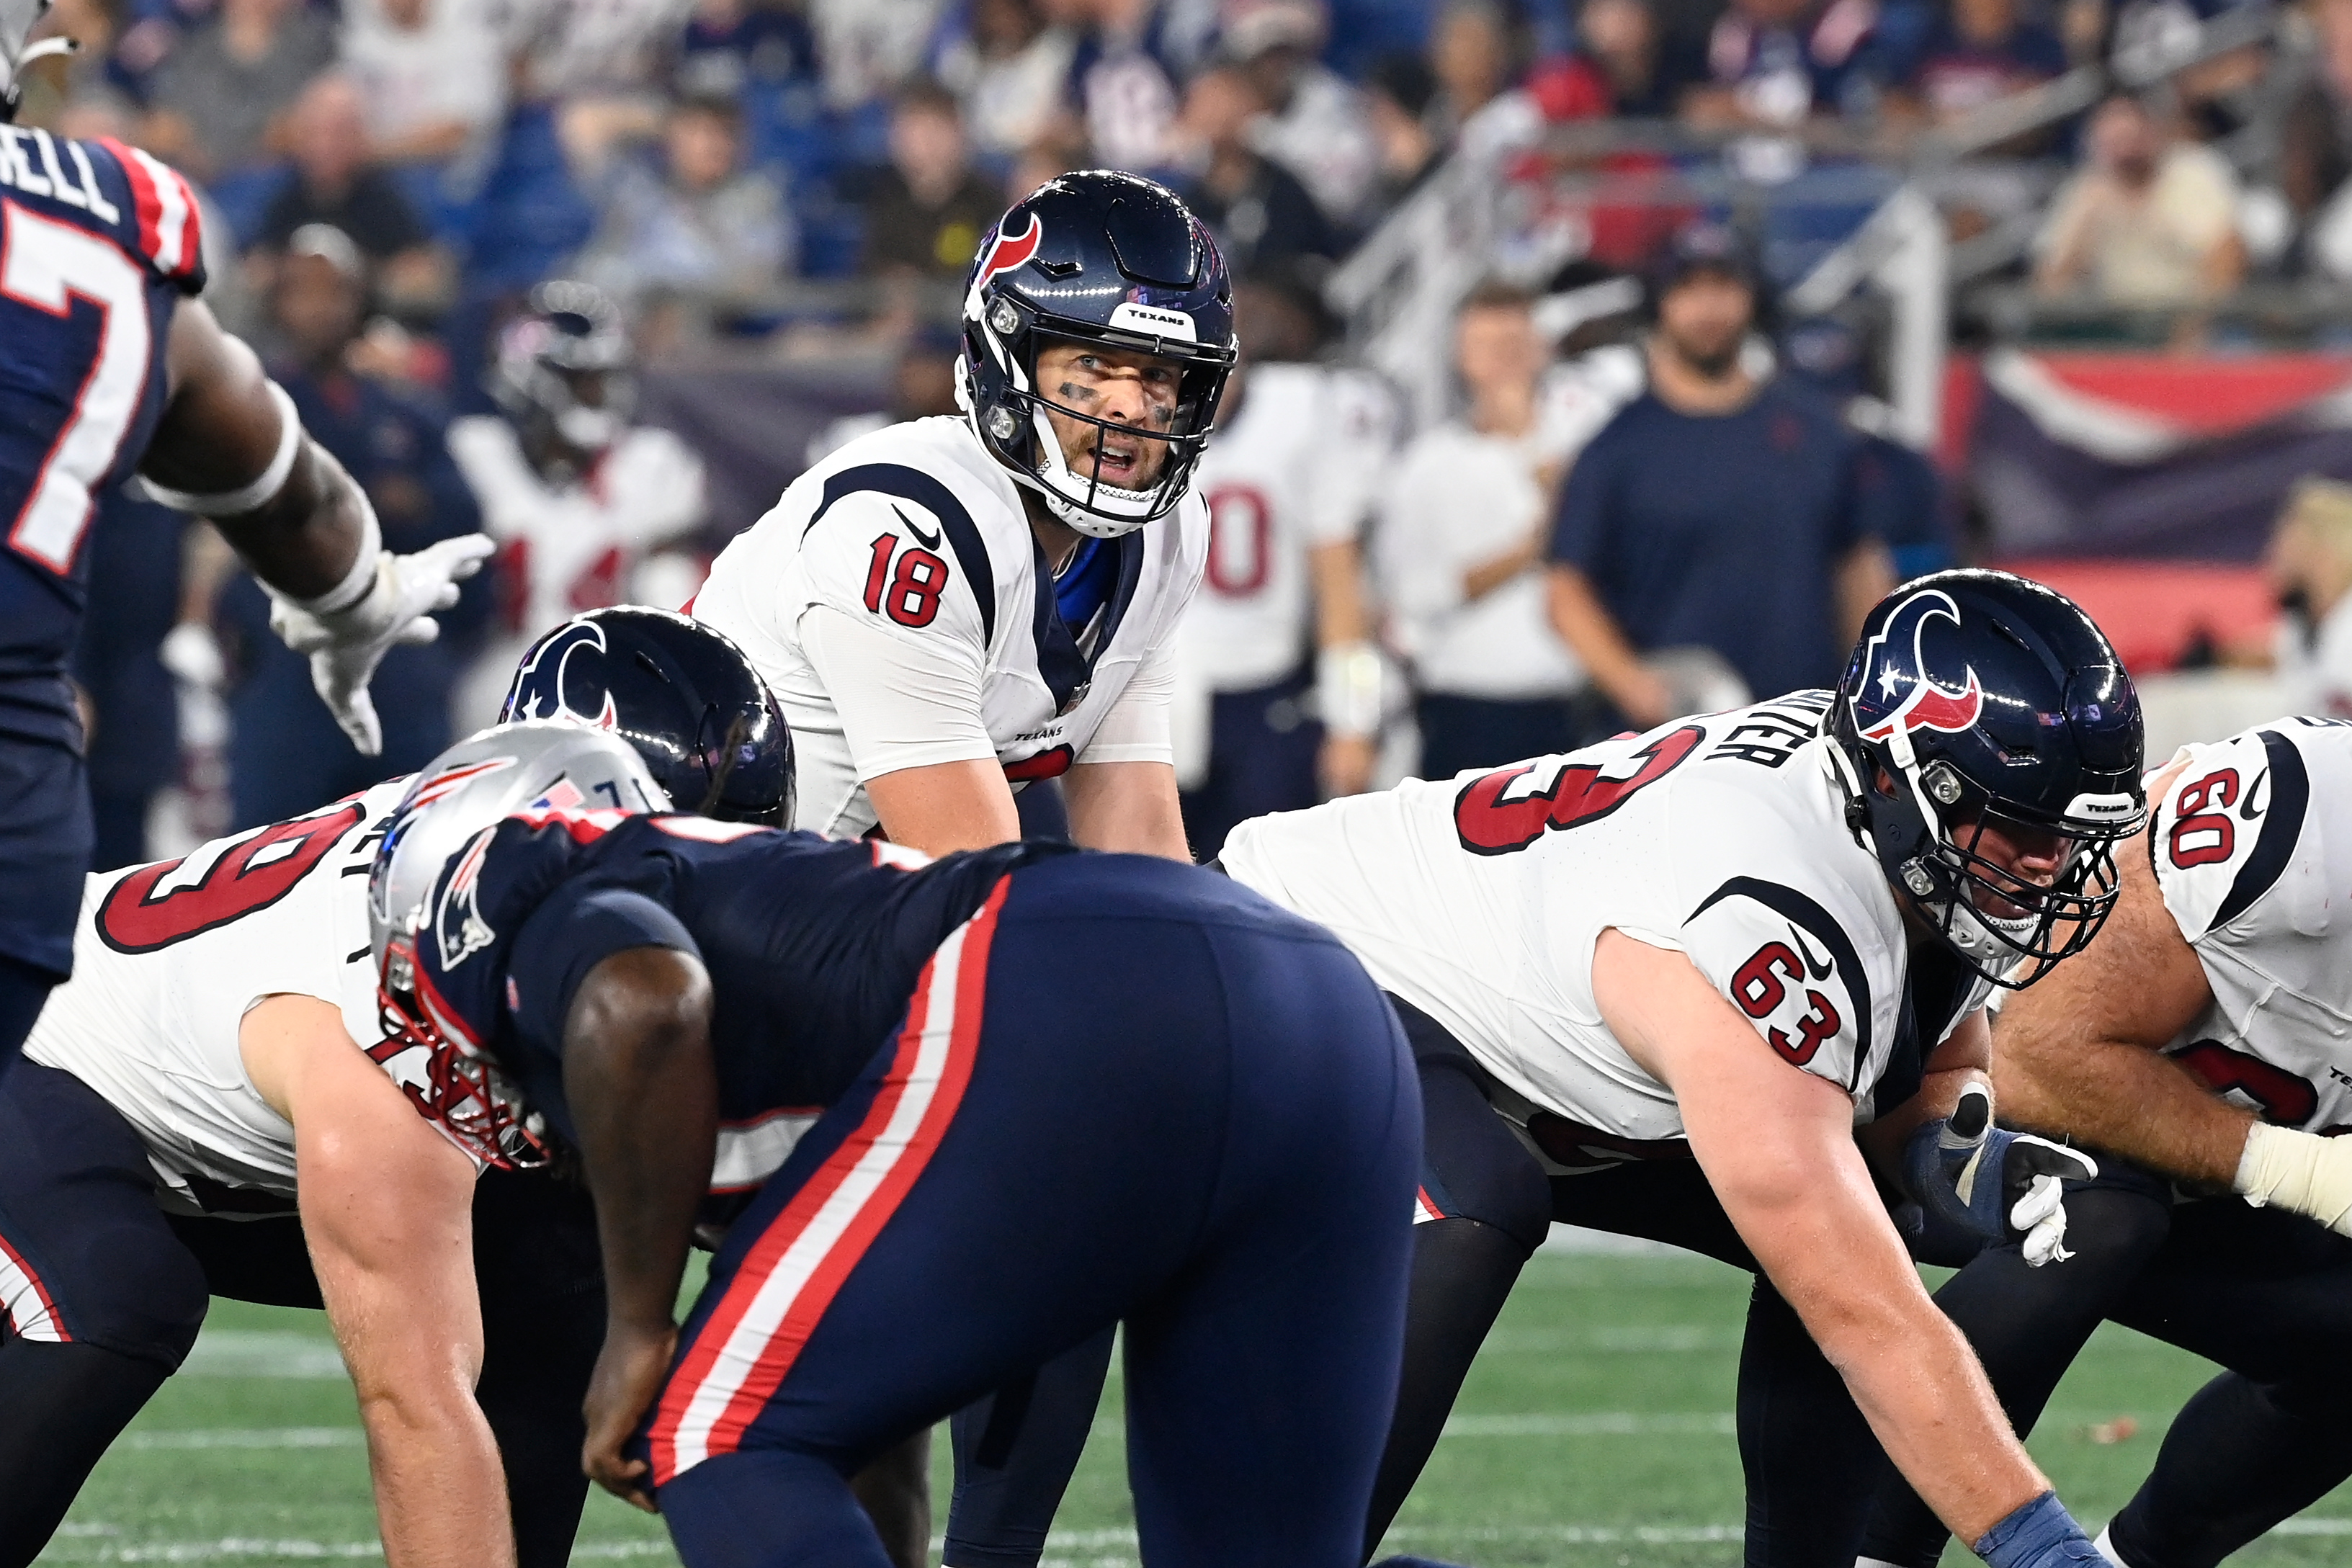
1316,641,1383,738
140,381,303,516
264,497,384,619
2235,1121,2352,1231
1975,1491,2098,1568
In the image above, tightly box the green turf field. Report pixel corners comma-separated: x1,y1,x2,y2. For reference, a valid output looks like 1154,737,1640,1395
37,1245,2352,1566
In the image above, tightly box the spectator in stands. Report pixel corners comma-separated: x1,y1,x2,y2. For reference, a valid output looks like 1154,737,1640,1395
1547,224,1895,726
340,0,506,171
253,74,452,318
142,0,336,180
1573,0,1691,117
1173,65,1338,275
580,93,795,305
1377,281,1588,780
931,0,1078,163
1681,0,1884,129
2268,475,2352,717
1224,0,1380,229
215,226,486,828
1050,0,1185,170
2284,0,2352,277
1428,0,1518,134
1364,52,1443,209
2034,92,2246,305
862,78,1010,274
503,0,700,173
675,0,820,99
812,0,944,110
1888,0,2067,124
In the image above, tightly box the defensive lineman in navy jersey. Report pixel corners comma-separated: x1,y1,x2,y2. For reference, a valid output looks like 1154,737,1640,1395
0,0,488,1069
369,725,1418,1568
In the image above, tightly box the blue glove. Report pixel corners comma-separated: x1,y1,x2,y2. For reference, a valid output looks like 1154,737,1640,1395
1975,1490,2108,1568
1902,1083,2098,1266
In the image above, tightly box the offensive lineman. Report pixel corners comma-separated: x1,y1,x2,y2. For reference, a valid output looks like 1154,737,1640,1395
1859,717,2352,1568
688,169,1236,1560
449,280,707,728
0,0,489,1067
365,724,1418,1568
0,611,792,1565
1220,570,2144,1567
1173,277,1391,858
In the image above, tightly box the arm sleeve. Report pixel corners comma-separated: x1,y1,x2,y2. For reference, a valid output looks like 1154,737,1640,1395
1079,635,1176,765
799,604,1000,779
506,886,702,1069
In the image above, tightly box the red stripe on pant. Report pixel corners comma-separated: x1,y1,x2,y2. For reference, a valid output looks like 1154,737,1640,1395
646,877,1006,1484
0,1228,70,1341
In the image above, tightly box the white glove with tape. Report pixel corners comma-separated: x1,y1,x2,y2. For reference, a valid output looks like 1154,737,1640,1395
2235,1121,2352,1234
268,526,494,756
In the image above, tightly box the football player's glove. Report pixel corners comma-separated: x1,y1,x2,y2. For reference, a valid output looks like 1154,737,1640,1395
1974,1490,2107,1568
269,529,494,756
1900,1082,2098,1267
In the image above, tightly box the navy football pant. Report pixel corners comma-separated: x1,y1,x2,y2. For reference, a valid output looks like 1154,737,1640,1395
0,956,56,1087
1379,998,1878,1568
1179,668,1322,862
0,736,89,1073
0,1060,604,1567
648,856,1420,1568
1861,1169,2352,1568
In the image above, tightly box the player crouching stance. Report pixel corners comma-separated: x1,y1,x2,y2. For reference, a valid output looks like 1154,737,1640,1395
1220,569,2144,1568
367,726,1419,1568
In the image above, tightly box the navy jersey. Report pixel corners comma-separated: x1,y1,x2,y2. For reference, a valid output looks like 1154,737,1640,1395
1,130,206,748
411,811,1072,1186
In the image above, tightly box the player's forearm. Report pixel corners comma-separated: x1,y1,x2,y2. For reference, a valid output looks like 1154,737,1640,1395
1544,566,1654,709
211,442,374,602
1994,1031,2250,1188
358,1386,516,1568
1065,761,1190,859
1855,1062,1987,1187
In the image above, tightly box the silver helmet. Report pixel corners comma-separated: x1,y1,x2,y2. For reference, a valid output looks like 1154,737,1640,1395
2,0,78,122
367,720,669,1165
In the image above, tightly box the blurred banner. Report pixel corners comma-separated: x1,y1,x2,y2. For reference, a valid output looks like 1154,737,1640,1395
1958,351,2352,564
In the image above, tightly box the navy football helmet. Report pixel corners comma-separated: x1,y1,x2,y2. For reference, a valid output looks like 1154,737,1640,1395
489,280,635,462
499,606,795,828
1826,570,2145,988
958,171,1238,537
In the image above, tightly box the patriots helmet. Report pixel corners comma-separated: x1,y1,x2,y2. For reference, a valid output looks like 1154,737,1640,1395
367,722,668,1166
499,606,795,828
959,170,1238,538
1826,569,2145,988
1,0,76,122
489,279,635,461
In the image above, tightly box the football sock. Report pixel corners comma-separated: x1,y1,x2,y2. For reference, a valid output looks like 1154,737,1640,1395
0,1337,170,1568
1364,1216,1531,1560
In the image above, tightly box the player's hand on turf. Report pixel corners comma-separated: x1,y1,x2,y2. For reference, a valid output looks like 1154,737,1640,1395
268,532,494,756
583,1318,678,1512
1902,1082,2098,1266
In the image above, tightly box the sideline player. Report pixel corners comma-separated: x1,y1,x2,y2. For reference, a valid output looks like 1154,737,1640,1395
687,169,1236,1559
689,169,1234,859
1859,717,2352,1568
0,611,790,1566
0,0,490,1068
448,281,707,729
1173,275,1390,859
1219,570,2144,1567
365,724,1418,1568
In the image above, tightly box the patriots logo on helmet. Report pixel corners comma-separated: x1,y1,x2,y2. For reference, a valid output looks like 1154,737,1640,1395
505,620,621,731
1855,588,1984,744
433,825,502,972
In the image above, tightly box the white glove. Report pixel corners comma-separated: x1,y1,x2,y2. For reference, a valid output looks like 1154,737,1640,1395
269,533,494,755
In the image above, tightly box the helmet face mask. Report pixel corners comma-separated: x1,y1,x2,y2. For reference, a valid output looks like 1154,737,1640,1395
959,172,1238,539
1830,571,2147,990
375,916,550,1170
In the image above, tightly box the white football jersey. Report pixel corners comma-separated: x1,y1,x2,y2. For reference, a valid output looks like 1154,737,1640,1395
1179,364,1387,694
2150,719,2352,1133
692,415,1208,839
1222,693,1982,1162
448,416,707,727
21,780,439,1211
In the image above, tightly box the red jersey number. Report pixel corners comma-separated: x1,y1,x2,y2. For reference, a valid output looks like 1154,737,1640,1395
1731,940,1844,1067
1204,483,1272,596
2168,769,2240,869
97,800,368,954
863,533,949,629
1453,725,1704,856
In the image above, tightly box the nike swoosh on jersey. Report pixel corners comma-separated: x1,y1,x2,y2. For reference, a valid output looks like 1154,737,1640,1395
1789,924,1835,981
894,505,944,552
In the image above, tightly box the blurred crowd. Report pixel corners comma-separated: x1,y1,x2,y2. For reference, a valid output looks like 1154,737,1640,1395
30,0,2348,866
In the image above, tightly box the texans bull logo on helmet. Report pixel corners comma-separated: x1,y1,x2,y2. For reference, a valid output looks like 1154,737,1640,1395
503,619,622,731
1852,588,1985,750
966,211,1041,318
